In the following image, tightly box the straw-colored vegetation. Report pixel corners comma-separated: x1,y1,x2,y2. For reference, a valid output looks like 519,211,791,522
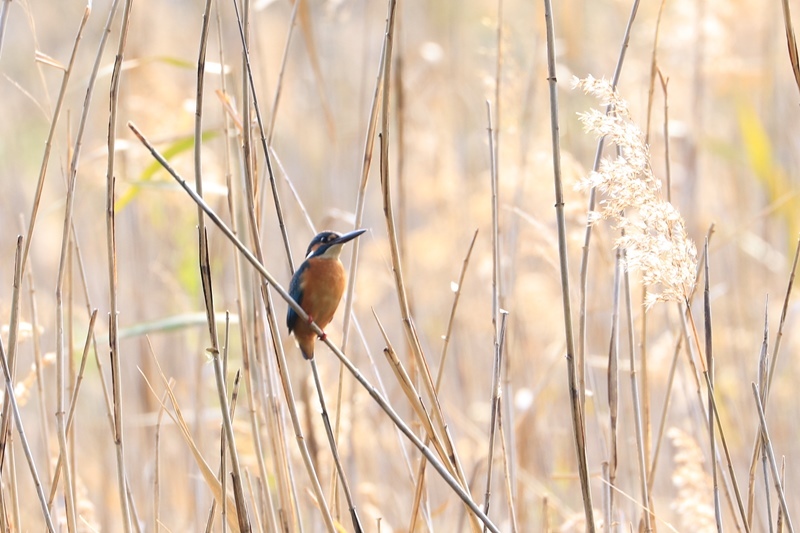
0,0,798,531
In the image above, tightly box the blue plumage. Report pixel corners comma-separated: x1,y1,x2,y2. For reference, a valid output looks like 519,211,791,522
286,261,307,333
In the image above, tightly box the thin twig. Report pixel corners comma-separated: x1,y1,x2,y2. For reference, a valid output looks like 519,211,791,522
309,360,363,532
47,310,98,507
20,2,92,277
576,0,641,411
267,0,301,144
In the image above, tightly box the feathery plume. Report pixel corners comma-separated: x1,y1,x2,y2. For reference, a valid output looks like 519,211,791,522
574,76,697,308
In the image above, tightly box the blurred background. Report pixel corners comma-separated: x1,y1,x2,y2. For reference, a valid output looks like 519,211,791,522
0,0,798,530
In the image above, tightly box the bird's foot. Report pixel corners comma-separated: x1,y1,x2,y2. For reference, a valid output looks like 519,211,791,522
318,331,327,341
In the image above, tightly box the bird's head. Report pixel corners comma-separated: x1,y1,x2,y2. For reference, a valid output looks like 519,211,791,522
305,229,367,259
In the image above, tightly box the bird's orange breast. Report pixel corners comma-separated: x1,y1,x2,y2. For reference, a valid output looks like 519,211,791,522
299,257,347,329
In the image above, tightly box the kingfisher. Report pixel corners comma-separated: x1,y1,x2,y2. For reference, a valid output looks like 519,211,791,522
287,228,367,360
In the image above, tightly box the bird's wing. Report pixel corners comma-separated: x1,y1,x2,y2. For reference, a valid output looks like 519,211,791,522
286,264,306,333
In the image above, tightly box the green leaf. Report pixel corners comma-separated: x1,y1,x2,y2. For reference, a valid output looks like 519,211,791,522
737,102,799,246
117,129,219,210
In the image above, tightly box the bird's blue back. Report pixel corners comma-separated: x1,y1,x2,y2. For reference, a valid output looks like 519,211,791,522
286,261,308,333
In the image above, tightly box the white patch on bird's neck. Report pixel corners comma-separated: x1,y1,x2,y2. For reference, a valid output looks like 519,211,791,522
310,243,344,260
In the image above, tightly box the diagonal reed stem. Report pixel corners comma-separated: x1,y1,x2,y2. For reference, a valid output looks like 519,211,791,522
128,120,501,533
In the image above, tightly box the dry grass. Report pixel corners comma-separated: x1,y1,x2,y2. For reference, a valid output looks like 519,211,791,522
0,0,799,531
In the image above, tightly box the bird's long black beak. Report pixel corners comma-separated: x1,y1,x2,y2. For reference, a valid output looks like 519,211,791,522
332,228,367,245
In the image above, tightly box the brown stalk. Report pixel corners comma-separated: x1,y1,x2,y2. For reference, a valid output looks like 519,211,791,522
542,0,594,527
194,1,251,529
704,241,722,532
210,341,249,532
239,1,310,528
778,459,786,533
216,7,281,529
244,469,264,533
607,244,621,527
497,393,518,532
0,239,55,532
682,262,749,530
751,383,795,532
482,311,509,525
2,218,29,530
755,301,773,531
106,0,134,528
153,383,171,533
229,5,338,521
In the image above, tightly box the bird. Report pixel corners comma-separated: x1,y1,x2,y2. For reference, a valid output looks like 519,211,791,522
287,228,367,360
